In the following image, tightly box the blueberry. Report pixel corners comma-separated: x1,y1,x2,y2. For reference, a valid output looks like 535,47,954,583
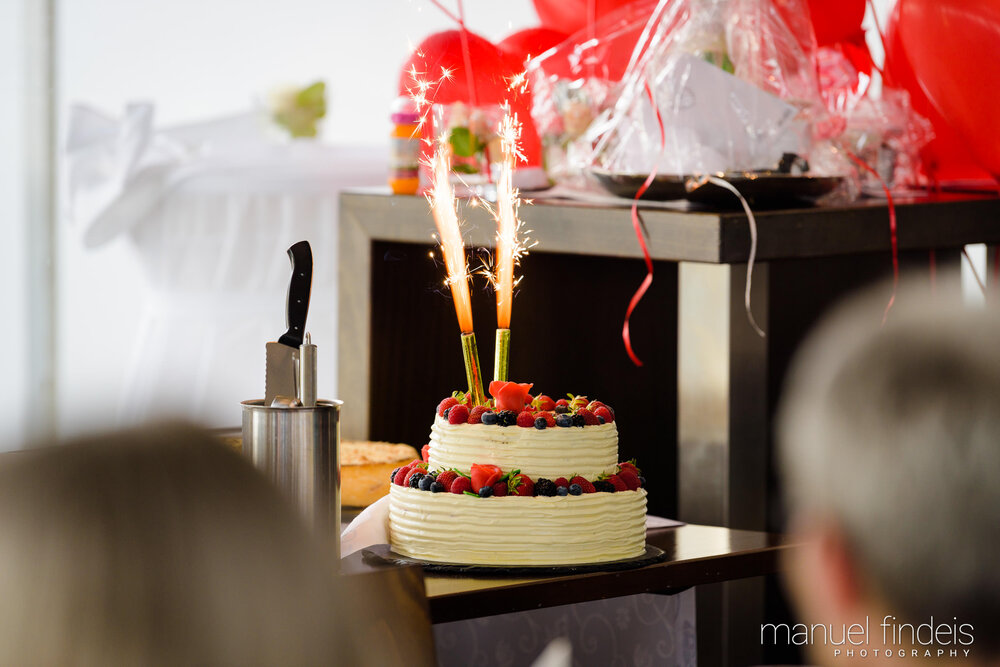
408,473,425,489
554,405,569,414
418,475,435,491
443,407,451,418
571,414,585,427
638,476,647,488
555,414,573,428
568,483,583,496
597,416,606,424
534,417,547,430
430,481,445,493
481,411,498,425
556,486,568,496
478,486,494,498
389,466,401,483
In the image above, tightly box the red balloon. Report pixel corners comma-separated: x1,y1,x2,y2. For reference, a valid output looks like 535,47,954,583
498,27,569,65
806,0,866,46
532,0,636,36
398,30,542,167
886,0,996,183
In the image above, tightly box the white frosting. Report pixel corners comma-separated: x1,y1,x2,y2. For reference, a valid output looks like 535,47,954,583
389,485,647,565
427,416,619,480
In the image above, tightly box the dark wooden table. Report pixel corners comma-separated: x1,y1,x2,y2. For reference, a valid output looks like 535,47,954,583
341,523,792,624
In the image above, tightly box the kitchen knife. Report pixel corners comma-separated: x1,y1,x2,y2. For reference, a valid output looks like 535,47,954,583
265,241,313,405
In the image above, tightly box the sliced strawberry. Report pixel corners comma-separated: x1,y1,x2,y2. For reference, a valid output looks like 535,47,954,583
435,470,460,492
593,406,614,423
470,463,503,492
508,473,534,496
617,469,641,491
448,404,470,424
421,444,430,463
516,411,536,428
533,394,556,411
492,481,509,497
450,476,472,494
467,405,489,424
437,397,459,417
606,474,628,492
569,476,596,493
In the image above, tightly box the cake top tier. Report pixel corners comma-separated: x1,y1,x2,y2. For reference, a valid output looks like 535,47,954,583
435,383,617,429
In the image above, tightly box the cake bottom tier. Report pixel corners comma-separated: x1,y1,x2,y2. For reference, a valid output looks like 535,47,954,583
388,485,648,566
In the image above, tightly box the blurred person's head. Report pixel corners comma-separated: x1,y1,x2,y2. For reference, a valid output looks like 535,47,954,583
0,424,354,666
777,278,1000,665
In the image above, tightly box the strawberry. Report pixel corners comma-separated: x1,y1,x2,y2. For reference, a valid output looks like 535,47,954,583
437,397,459,417
403,466,428,487
421,444,430,463
593,406,614,423
618,461,641,477
516,411,536,428
555,398,570,409
463,391,473,407
435,470,460,492
576,408,600,426
535,411,556,428
508,473,534,496
569,395,589,411
467,405,489,424
492,481,508,497
470,463,503,492
617,469,641,490
553,477,570,488
606,474,628,492
448,404,470,424
569,476,596,493
533,394,556,411
450,476,472,494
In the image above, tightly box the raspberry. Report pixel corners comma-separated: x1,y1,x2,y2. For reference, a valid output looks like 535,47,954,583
437,397,459,417
606,474,628,492
576,408,600,426
516,411,536,428
392,466,411,486
450,476,472,494
448,404,470,424
492,481,508,497
569,476,596,493
403,467,426,487
617,470,641,491
435,470,459,492
421,444,430,463
553,477,569,488
468,405,490,424
509,473,534,496
593,406,614,423
533,394,556,411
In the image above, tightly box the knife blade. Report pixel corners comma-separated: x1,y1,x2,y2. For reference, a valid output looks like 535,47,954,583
265,241,313,404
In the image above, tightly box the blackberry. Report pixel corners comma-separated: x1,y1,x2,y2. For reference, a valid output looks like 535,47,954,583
430,481,445,493
418,474,436,491
408,473,425,489
571,414,585,427
592,480,616,493
389,467,401,483
568,483,583,496
556,486,568,496
478,486,494,498
481,411,498,426
554,404,569,414
534,417,547,430
534,478,557,497
555,414,573,428
638,476,647,489
497,410,518,427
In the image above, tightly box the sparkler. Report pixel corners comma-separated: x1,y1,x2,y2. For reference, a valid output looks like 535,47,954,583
492,111,525,382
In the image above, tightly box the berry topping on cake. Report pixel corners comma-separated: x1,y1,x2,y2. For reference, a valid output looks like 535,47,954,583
533,416,547,429
496,410,518,427
554,413,573,427
450,476,472,494
568,484,583,495
447,404,470,424
516,411,536,428
593,406,614,423
480,410,499,425
592,480,616,493
491,481,508,497
489,381,535,412
569,476,596,493
556,486,568,496
534,478,557,497
576,408,600,426
604,474,629,492
507,473,534,496
618,461,641,477
390,466,402,483
437,397,460,416
639,476,647,488
568,395,589,412
532,394,556,411
470,464,503,491
553,477,569,488
418,474,436,491
393,467,410,486
408,472,426,488
430,481,445,493
571,414,585,427
421,444,430,463
467,406,490,424
435,470,460,491
478,486,494,498
617,469,641,491
401,464,427,487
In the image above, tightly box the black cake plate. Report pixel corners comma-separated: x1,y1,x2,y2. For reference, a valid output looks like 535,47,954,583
361,543,668,576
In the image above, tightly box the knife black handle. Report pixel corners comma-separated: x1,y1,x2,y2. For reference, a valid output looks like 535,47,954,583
278,241,312,348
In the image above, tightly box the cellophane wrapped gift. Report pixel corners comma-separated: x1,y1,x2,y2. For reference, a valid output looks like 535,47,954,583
530,0,857,190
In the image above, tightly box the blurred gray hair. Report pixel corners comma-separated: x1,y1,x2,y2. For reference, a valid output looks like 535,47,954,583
778,277,1000,637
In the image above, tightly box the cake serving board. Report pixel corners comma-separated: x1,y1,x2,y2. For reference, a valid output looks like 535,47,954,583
361,544,668,576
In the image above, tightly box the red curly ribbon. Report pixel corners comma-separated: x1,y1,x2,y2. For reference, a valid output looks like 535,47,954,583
848,151,898,324
622,83,665,367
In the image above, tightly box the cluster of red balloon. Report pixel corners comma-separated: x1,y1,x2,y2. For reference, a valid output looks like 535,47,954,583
400,0,999,183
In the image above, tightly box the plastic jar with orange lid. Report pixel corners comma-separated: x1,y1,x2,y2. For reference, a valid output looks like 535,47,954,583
389,97,421,195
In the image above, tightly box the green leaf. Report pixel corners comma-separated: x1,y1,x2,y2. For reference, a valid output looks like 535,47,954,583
449,126,482,157
463,490,480,498
450,162,480,174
